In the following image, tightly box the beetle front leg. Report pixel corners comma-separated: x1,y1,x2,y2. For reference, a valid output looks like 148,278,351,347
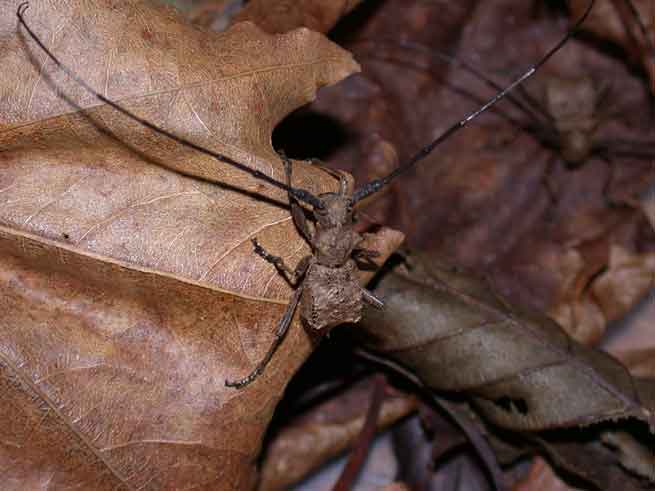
278,151,314,242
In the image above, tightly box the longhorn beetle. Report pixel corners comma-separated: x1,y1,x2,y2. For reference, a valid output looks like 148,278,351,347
16,1,595,389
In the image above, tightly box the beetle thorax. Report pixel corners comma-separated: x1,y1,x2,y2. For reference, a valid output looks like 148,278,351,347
312,192,361,267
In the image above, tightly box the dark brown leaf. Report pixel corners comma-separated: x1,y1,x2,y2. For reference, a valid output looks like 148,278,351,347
359,250,655,489
360,251,654,432
392,412,493,491
570,0,655,93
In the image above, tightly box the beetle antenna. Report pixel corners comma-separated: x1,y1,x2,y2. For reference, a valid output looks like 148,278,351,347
16,2,324,210
356,38,554,126
351,0,596,204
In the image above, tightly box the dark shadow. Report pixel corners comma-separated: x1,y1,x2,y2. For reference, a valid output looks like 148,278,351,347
329,0,386,46
273,109,351,161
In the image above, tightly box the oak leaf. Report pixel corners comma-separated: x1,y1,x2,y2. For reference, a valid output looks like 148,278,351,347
0,1,395,489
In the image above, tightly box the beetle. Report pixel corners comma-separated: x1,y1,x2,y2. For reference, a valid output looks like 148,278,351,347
16,0,595,388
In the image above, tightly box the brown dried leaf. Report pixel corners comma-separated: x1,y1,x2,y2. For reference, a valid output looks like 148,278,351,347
0,228,284,490
548,240,655,345
362,251,655,488
0,1,385,489
536,428,655,491
613,348,655,378
258,377,417,491
592,246,655,323
360,251,654,432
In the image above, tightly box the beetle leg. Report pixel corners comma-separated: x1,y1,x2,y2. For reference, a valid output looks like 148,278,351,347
225,284,304,389
353,248,381,260
252,238,311,286
307,158,352,196
278,151,314,242
361,288,384,310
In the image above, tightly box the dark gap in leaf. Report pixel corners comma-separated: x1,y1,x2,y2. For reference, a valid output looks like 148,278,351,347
272,108,351,161
364,252,407,293
493,396,529,415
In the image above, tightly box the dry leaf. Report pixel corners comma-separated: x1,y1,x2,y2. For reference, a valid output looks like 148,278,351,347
512,458,580,491
0,228,283,490
592,245,655,323
0,1,400,489
359,250,655,488
360,251,654,432
258,377,416,491
613,348,655,378
392,411,491,491
570,0,655,93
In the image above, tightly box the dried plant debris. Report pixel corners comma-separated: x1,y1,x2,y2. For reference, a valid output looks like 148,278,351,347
2,0,655,490
392,408,495,491
359,250,655,488
512,457,580,491
569,0,655,92
258,376,416,491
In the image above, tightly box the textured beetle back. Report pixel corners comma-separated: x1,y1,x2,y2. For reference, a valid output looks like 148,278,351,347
301,260,362,331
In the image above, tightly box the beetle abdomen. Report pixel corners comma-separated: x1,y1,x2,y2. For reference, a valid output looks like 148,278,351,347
301,260,362,331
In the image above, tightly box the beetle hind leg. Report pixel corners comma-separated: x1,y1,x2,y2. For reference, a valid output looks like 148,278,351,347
225,285,304,389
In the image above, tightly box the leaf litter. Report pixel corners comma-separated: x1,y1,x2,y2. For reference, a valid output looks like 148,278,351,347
1,0,655,490
245,0,655,489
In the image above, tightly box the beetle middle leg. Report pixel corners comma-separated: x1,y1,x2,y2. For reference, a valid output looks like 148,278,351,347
361,287,384,309
228,153,316,388
252,238,311,286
